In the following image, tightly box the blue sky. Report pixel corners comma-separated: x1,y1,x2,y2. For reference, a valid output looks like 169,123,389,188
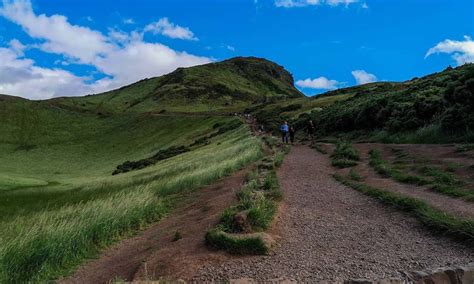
0,0,473,99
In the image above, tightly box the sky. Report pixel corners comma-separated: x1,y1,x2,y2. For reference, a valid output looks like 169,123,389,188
0,0,473,99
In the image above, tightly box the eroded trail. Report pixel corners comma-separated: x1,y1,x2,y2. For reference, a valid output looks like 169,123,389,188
196,146,473,282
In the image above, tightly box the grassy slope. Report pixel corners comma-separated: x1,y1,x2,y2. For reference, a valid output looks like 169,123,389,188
0,88,267,282
0,109,262,281
296,64,474,143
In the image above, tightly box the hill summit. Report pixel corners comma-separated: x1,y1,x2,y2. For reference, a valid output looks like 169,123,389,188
51,56,304,114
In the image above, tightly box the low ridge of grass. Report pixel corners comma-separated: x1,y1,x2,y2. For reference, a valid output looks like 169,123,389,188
333,174,474,242
369,149,474,202
330,141,359,168
206,139,287,255
205,229,268,255
369,149,430,186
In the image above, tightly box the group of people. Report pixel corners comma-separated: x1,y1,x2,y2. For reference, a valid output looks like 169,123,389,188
280,120,315,144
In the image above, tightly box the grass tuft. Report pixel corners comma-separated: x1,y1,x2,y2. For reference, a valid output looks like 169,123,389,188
330,141,359,168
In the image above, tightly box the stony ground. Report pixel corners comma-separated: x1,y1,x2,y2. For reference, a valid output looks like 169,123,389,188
194,146,474,282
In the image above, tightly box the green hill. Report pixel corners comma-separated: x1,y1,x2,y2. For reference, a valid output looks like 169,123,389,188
0,56,299,281
294,64,474,143
48,56,304,114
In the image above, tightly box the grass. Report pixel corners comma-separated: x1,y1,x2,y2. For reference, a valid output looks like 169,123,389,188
206,139,287,255
205,229,268,255
369,149,430,186
330,141,359,168
369,149,474,202
348,168,363,181
0,115,262,282
334,174,474,242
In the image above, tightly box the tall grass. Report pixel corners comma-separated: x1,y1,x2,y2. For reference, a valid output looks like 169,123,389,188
0,126,262,282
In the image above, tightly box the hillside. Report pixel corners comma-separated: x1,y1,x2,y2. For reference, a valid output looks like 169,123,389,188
293,64,474,143
48,57,304,114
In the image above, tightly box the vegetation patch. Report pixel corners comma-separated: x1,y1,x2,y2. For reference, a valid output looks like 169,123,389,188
333,174,474,242
113,146,190,175
296,64,474,143
330,141,359,168
369,149,430,186
369,150,474,201
206,139,287,255
205,229,269,255
348,168,363,181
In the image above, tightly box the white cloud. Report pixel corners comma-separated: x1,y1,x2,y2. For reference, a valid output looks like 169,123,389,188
123,18,134,24
0,0,113,64
0,0,211,99
351,69,377,85
361,2,368,8
225,45,235,52
8,38,26,55
144,17,197,41
296,76,339,89
425,35,474,66
0,46,96,99
275,0,361,8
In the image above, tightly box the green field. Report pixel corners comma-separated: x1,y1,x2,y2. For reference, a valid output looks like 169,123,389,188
0,102,262,281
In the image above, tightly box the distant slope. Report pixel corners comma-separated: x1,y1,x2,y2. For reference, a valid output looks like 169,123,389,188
298,64,474,143
48,57,304,114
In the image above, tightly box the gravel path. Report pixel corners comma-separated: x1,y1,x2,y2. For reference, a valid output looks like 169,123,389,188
354,144,474,219
195,145,474,282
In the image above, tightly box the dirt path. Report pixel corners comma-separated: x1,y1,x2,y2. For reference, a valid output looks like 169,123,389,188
353,144,474,219
60,168,250,283
195,146,473,282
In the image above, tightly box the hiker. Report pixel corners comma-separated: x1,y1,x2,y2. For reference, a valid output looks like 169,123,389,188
280,121,289,144
307,119,315,142
289,126,295,144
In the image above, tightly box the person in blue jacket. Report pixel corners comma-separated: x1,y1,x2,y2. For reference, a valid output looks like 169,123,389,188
280,121,289,144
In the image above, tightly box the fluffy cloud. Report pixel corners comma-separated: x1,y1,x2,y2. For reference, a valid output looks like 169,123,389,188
426,36,474,66
296,76,340,89
0,0,211,99
0,0,113,64
145,17,197,40
351,69,377,85
275,0,360,8
0,46,97,99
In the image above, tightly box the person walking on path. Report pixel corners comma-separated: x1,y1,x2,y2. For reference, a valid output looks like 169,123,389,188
280,121,289,144
289,126,296,144
307,119,315,142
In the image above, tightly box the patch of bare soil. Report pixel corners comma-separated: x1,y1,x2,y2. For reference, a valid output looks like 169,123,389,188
195,146,473,282
353,144,474,219
60,168,251,283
